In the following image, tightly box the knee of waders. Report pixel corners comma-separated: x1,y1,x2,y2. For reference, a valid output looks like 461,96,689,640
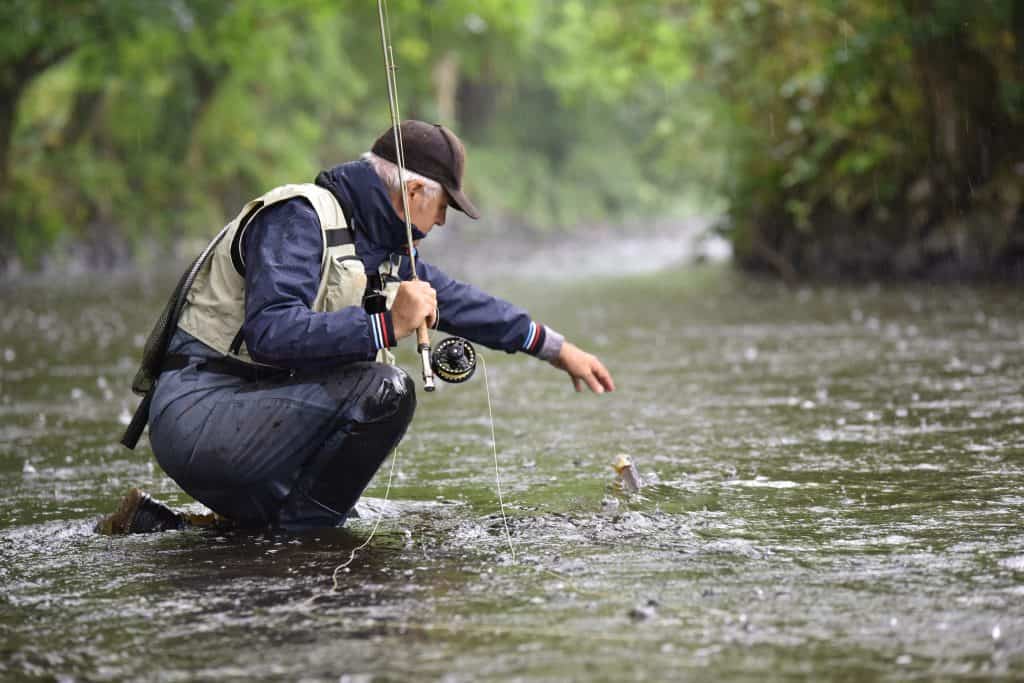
363,364,416,426
386,365,417,424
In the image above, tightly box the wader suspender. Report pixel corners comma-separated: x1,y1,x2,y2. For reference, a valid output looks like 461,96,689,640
119,221,237,450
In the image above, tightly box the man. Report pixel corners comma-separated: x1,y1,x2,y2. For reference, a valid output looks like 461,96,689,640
104,120,614,533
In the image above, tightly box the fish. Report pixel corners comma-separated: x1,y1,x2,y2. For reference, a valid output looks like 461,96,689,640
612,454,643,493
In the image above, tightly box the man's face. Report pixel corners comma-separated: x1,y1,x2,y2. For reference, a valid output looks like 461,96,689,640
401,181,447,236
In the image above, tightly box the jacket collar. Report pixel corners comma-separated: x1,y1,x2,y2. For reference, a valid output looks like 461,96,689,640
314,160,427,254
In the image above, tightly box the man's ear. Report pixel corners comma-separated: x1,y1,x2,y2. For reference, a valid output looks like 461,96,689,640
405,178,425,199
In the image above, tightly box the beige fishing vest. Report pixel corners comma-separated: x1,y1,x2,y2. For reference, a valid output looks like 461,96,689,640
178,183,399,366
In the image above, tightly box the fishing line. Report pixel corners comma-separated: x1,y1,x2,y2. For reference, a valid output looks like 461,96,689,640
325,350,648,616
480,353,517,562
331,441,399,590
330,350,515,588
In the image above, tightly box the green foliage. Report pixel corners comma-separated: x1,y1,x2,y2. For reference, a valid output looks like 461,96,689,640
2,0,711,268
1,0,1020,277
696,0,1024,277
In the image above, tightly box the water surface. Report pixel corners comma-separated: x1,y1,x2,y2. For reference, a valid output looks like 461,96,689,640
2,243,1023,681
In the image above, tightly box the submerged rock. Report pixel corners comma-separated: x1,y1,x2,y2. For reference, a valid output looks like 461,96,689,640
628,599,659,622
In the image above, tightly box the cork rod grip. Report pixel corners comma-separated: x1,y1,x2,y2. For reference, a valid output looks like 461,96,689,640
417,322,435,391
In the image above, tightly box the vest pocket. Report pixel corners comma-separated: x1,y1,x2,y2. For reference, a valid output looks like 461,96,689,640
323,255,367,312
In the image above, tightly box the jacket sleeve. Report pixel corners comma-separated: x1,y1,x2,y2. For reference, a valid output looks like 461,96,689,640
240,197,397,368
416,258,563,360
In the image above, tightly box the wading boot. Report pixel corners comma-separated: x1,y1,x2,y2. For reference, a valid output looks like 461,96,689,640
95,487,186,535
180,510,234,530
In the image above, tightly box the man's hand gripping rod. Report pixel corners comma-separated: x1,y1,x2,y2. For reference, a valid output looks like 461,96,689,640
377,0,435,391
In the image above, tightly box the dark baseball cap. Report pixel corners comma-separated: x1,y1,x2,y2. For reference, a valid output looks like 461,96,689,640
371,120,480,219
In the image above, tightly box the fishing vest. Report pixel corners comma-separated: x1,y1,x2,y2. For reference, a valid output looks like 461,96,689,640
178,183,400,366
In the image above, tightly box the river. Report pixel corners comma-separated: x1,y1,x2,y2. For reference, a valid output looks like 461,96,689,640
1,235,1022,681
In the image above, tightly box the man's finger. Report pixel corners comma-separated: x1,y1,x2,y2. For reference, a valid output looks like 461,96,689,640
583,370,604,394
572,376,582,392
593,363,615,392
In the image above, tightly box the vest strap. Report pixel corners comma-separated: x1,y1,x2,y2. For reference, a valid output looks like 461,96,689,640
163,354,292,382
230,203,265,277
228,327,246,355
334,192,356,234
325,228,353,247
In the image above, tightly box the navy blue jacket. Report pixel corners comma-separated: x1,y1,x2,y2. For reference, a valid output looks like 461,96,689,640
238,160,547,370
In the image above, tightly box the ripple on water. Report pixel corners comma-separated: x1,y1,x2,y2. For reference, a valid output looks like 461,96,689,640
999,556,1024,572
723,476,810,489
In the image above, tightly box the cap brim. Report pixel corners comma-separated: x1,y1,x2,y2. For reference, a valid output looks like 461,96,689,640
446,186,480,220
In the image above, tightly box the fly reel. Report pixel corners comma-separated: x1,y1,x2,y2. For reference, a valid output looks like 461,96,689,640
430,336,477,384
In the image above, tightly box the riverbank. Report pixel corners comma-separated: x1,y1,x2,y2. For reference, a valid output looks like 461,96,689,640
731,202,1024,284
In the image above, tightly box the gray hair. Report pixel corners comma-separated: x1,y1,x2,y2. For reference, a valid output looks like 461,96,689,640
362,152,442,199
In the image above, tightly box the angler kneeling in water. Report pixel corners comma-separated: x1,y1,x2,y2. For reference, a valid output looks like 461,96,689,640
101,121,615,534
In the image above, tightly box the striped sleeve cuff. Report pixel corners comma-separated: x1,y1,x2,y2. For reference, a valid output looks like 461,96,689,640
368,311,397,350
521,321,564,362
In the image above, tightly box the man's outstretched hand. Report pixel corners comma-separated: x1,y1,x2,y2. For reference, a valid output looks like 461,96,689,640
551,342,615,394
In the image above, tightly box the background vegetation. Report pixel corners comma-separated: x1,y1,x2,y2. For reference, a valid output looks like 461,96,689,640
2,0,1022,279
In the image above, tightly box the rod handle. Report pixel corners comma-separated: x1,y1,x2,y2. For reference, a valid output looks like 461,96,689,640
417,323,435,392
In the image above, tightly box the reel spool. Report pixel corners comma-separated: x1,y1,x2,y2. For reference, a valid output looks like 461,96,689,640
430,336,477,384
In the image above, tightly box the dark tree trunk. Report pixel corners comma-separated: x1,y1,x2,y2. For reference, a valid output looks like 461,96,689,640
904,0,1006,209
183,58,229,168
55,87,105,149
456,56,499,138
0,43,75,196
0,83,20,193
1014,0,1024,70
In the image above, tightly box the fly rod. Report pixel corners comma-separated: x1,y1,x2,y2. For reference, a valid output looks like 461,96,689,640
377,0,435,391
